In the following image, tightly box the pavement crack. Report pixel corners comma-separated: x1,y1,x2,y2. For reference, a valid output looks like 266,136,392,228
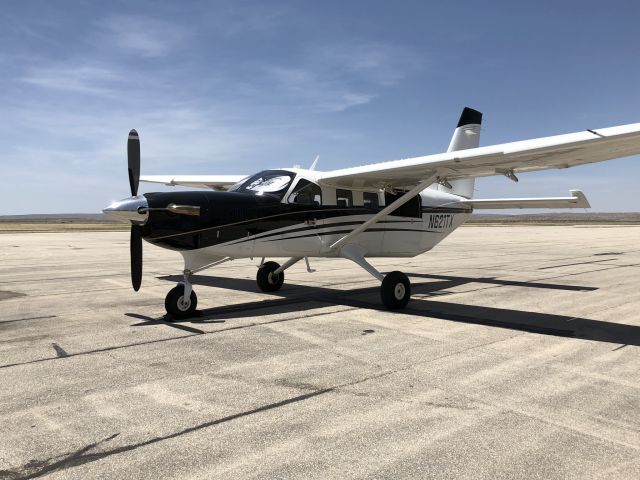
0,316,56,325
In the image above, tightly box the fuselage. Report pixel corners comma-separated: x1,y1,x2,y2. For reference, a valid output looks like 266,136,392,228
132,168,472,265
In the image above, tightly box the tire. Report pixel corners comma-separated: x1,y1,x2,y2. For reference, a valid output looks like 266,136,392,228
165,285,198,320
381,271,411,310
257,261,284,292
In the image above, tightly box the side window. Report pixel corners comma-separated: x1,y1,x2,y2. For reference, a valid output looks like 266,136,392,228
363,192,379,209
288,179,322,205
384,191,421,218
336,189,353,207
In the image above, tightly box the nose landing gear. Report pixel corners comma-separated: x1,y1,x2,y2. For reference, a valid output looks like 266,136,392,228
165,285,198,319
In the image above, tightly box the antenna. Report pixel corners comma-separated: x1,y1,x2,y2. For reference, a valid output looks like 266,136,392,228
309,155,320,171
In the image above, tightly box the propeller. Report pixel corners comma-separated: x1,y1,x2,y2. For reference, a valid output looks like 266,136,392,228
130,224,143,291
128,129,140,196
127,129,143,291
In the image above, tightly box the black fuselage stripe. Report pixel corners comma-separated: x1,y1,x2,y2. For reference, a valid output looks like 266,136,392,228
262,227,439,243
223,219,426,246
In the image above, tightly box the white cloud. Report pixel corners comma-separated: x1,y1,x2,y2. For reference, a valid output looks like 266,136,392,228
22,64,121,95
263,66,376,112
314,42,427,87
99,15,188,57
208,2,288,36
259,41,425,112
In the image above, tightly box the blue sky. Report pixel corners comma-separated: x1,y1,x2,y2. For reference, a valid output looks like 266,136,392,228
1,0,639,214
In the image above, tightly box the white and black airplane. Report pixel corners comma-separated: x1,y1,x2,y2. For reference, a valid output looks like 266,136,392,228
103,108,640,319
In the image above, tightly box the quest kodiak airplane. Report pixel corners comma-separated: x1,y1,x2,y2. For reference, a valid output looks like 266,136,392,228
103,108,640,318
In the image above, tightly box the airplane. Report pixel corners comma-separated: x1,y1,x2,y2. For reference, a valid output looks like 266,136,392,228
103,107,640,319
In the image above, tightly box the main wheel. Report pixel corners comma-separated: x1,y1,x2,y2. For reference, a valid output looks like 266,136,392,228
381,271,411,310
165,285,198,320
257,261,284,292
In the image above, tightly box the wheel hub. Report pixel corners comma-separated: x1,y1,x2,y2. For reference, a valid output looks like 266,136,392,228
177,296,191,311
394,283,406,300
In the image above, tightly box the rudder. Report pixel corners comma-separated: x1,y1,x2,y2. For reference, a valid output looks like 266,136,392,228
437,107,482,198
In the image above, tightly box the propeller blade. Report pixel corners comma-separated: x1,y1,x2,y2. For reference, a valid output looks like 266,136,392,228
127,129,140,197
130,224,143,291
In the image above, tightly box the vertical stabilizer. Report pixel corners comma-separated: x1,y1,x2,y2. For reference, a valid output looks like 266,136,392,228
438,107,482,198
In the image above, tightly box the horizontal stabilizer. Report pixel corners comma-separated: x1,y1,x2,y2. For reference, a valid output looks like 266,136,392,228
140,175,247,191
460,190,590,209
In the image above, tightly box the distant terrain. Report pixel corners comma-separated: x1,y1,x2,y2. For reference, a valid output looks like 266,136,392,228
466,212,640,225
0,214,127,233
1,212,639,233
0,213,114,223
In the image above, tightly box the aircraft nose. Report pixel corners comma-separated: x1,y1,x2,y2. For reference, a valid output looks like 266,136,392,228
103,195,149,224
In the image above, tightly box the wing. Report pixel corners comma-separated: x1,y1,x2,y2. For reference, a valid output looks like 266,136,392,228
140,175,247,191
318,123,640,189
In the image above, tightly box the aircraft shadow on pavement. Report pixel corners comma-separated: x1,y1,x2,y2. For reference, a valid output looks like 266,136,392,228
149,273,639,348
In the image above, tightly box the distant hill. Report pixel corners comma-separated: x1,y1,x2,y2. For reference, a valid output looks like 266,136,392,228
466,212,640,224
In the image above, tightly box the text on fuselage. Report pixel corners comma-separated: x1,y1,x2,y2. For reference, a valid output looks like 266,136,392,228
428,213,454,229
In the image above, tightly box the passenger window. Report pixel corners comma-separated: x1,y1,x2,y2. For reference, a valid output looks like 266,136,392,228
288,179,322,205
384,191,421,218
336,189,353,207
363,192,379,209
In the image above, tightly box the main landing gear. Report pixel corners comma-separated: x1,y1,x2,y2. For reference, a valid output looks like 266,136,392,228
380,271,411,310
255,253,411,310
256,257,303,293
340,245,412,310
256,261,285,292
163,252,411,319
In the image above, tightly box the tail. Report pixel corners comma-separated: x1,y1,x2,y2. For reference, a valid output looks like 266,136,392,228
436,107,482,198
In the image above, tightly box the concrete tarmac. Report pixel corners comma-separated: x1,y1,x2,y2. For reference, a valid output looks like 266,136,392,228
0,226,639,479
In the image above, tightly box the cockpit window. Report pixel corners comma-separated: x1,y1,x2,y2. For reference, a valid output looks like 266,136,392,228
228,170,294,199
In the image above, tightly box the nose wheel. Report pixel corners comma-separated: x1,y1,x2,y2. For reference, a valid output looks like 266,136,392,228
165,285,198,319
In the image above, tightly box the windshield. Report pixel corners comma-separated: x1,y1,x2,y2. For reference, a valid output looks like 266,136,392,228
228,170,295,199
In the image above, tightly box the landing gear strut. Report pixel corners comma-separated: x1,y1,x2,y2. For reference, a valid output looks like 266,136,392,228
340,245,412,310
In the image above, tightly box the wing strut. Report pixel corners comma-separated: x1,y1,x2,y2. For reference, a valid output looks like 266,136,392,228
329,172,439,251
